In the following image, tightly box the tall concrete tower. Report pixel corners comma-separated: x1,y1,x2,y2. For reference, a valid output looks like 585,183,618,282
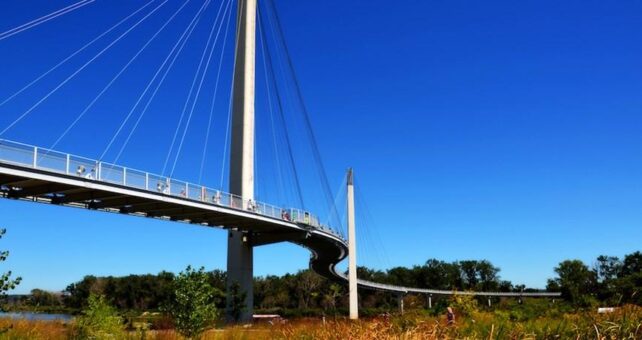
226,0,256,323
347,168,359,319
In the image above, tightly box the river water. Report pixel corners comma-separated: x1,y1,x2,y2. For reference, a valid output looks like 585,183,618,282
0,311,73,322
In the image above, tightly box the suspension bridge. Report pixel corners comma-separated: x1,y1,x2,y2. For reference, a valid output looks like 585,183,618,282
0,0,559,322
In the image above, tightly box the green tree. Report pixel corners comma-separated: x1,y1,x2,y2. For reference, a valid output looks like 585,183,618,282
164,266,221,339
548,259,596,307
0,228,22,298
0,228,21,307
75,294,125,339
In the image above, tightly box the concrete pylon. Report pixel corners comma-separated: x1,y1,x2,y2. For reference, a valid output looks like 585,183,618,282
347,168,358,319
226,0,256,324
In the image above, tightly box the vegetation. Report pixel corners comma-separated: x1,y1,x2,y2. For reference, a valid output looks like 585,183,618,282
0,306,639,339
0,228,21,306
4,251,640,319
73,294,125,339
0,251,639,338
162,266,221,339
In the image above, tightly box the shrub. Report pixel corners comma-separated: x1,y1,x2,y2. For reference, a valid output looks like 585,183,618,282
163,266,221,339
74,294,125,339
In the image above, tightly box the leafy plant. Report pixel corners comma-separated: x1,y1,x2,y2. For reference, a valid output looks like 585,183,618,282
163,266,221,339
0,228,21,304
75,294,125,339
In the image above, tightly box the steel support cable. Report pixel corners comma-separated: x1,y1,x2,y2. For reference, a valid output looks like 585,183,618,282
355,182,392,269
98,0,200,161
0,0,169,137
169,0,232,178
258,8,306,209
0,0,95,42
257,11,286,206
160,0,223,177
264,0,342,233
218,0,246,190
47,0,192,153
0,0,157,108
198,0,234,184
326,173,347,236
111,0,222,166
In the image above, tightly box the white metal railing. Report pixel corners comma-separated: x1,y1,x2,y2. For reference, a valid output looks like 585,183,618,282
0,139,343,240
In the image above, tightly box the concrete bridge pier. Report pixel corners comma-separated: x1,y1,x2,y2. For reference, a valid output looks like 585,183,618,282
226,0,257,324
397,293,405,315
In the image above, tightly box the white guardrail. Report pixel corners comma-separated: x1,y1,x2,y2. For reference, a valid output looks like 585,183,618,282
0,139,342,239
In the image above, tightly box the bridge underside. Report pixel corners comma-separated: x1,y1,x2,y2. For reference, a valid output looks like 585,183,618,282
0,163,348,269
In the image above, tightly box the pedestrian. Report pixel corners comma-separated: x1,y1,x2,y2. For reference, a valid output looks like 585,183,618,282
446,307,455,325
85,168,95,180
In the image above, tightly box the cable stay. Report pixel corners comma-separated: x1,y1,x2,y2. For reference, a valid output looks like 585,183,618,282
0,0,157,108
98,0,204,161
198,1,234,184
47,0,201,154
168,0,233,178
257,9,306,210
112,0,233,167
258,0,344,235
0,0,95,42
0,0,170,137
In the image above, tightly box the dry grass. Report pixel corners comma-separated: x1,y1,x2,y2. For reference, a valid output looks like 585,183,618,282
1,305,640,339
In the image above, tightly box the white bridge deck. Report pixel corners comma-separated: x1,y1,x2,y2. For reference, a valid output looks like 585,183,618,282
0,139,559,298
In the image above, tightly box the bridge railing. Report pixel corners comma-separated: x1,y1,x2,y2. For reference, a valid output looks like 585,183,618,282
0,139,344,240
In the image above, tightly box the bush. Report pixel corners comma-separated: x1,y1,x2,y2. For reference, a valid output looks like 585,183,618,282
74,294,125,339
163,266,221,339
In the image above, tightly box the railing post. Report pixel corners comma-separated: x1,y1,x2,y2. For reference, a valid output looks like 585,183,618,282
33,147,38,168
66,154,70,174
123,167,127,185
145,173,149,190
185,183,188,197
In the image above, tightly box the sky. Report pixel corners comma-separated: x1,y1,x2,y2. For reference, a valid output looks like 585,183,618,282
0,0,641,294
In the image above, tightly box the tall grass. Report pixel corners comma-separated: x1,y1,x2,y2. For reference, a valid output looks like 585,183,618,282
0,305,640,339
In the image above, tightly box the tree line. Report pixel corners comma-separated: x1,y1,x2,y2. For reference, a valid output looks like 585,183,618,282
7,251,641,316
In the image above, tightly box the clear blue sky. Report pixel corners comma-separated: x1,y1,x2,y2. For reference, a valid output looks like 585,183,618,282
1,0,641,294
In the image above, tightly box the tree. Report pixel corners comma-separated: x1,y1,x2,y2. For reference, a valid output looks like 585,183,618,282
164,266,221,338
75,294,125,339
621,251,642,277
0,228,21,306
548,260,596,307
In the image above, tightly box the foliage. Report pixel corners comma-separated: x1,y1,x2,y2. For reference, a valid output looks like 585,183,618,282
0,228,21,307
547,259,597,307
163,266,221,339
74,294,125,339
16,250,642,319
449,293,478,317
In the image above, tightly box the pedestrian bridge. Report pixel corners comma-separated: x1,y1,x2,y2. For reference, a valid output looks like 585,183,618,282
0,138,559,298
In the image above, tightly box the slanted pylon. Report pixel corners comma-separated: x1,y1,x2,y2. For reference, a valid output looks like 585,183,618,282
226,0,257,323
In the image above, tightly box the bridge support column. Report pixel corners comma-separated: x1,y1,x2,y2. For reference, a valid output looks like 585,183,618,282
397,294,404,315
428,294,432,309
227,0,257,324
226,231,253,323
347,169,358,320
